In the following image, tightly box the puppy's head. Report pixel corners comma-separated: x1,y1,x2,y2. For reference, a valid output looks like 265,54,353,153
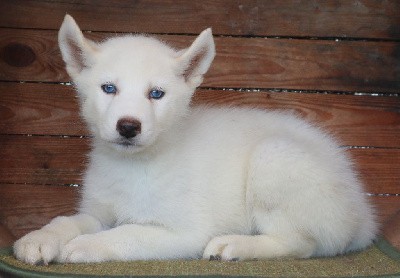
58,15,215,153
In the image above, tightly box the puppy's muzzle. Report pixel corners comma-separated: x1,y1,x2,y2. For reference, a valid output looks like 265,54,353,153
116,118,141,138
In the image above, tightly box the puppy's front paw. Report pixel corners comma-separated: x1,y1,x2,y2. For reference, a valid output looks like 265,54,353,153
14,230,64,265
60,234,112,263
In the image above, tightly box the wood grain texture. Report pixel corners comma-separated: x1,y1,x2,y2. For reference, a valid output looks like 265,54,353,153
0,135,88,186
0,0,399,39
0,183,397,240
383,210,400,250
0,82,399,147
0,135,398,194
192,90,400,148
352,148,400,194
0,223,15,248
0,29,399,92
0,83,86,136
372,196,400,226
0,184,78,239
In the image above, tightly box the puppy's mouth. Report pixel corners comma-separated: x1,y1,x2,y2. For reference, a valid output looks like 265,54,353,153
109,139,140,148
118,140,135,146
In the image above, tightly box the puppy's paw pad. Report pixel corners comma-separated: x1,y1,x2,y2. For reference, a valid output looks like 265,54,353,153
209,254,221,261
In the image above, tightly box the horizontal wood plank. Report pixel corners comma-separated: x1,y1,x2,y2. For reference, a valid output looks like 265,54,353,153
352,149,400,194
0,184,78,239
0,223,15,248
0,83,399,147
0,184,397,239
383,210,400,250
192,90,400,148
371,196,400,226
0,135,398,194
0,29,399,92
0,83,86,136
0,0,399,39
0,135,88,186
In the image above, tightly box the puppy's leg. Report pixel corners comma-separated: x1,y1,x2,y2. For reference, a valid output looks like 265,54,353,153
14,214,103,265
60,224,205,263
205,138,332,261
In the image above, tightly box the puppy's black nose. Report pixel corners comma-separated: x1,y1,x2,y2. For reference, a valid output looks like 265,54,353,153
116,118,141,138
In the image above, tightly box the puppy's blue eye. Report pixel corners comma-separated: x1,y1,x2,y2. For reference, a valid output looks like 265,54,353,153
149,88,165,99
101,83,117,94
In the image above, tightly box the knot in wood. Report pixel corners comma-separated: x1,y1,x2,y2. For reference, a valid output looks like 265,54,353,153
1,43,36,67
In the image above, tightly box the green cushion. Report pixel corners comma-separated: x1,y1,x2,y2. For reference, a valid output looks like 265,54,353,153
1,238,399,277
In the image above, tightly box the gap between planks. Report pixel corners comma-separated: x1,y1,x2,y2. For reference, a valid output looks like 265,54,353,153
1,80,399,97
1,26,399,43
0,133,398,151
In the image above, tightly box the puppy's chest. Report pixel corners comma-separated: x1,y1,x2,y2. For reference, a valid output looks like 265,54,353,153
91,163,194,227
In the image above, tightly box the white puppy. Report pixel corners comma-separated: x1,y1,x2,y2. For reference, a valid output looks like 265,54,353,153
14,15,377,264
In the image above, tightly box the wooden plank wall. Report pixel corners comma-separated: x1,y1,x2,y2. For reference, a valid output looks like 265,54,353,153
0,0,399,240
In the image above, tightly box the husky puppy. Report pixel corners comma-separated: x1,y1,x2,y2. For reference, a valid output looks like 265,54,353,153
14,15,377,264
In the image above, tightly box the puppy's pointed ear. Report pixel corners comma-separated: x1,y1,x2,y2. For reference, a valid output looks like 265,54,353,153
58,14,98,79
177,28,216,87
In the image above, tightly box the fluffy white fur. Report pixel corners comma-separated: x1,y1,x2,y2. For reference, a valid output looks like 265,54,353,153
14,15,377,265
